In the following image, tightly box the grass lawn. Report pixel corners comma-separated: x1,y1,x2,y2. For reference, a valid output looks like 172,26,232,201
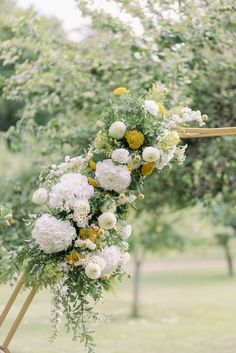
1,263,236,353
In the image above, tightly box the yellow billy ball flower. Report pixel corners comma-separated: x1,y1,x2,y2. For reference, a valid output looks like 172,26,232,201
103,273,110,280
89,160,96,170
113,87,130,95
141,162,156,176
125,130,145,150
98,228,105,236
88,177,99,188
134,155,141,163
119,193,126,201
138,194,145,200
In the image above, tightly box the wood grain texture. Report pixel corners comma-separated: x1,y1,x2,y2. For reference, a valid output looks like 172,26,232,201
180,127,236,138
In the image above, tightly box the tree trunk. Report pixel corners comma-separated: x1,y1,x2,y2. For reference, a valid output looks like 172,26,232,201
131,260,141,318
224,242,234,276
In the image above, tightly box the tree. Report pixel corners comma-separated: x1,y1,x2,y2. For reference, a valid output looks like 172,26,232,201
129,208,184,317
210,197,236,276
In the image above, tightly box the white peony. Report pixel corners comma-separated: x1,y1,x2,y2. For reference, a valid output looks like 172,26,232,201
142,147,160,162
85,263,101,280
112,148,129,164
32,214,76,254
32,188,48,205
98,212,117,230
122,224,132,239
95,159,131,194
49,172,94,209
144,100,159,116
109,121,127,139
97,245,121,275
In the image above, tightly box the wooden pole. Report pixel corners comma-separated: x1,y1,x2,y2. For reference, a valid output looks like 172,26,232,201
0,274,25,327
1,288,37,352
180,127,236,138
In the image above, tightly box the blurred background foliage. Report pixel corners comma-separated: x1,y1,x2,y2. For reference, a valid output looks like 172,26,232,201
0,0,236,323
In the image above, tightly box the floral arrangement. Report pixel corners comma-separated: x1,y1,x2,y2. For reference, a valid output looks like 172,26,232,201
0,84,206,352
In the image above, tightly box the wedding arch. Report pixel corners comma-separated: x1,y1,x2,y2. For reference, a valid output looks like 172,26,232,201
1,85,236,353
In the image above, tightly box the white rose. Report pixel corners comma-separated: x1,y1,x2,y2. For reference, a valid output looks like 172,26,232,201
122,224,132,239
85,263,101,279
98,212,117,230
32,214,76,254
142,147,160,162
109,121,127,139
112,149,129,164
32,188,48,205
144,100,159,116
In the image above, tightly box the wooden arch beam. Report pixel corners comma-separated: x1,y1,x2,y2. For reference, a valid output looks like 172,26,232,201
180,127,236,138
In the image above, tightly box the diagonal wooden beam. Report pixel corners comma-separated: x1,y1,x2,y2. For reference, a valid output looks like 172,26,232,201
0,274,25,327
180,127,236,138
0,288,37,353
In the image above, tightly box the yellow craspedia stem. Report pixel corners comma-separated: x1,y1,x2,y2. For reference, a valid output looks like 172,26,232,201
125,130,145,150
113,87,130,95
89,160,96,170
88,177,99,188
141,162,156,176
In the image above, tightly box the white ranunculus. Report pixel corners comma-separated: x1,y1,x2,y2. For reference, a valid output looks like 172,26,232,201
85,263,101,280
97,245,121,275
109,121,127,139
95,159,131,194
122,224,132,239
32,214,76,254
98,212,117,230
32,188,48,205
144,100,159,116
49,172,94,209
112,148,129,164
142,147,160,162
